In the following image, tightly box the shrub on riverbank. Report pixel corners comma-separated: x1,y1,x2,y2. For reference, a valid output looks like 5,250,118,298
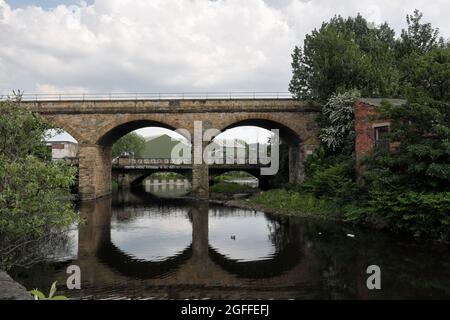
0,98,79,271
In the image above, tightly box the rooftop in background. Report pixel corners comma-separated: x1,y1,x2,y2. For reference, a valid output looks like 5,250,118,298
45,140,78,145
45,130,77,143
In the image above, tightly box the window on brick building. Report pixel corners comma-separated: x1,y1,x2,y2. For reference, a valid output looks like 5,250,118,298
374,125,390,152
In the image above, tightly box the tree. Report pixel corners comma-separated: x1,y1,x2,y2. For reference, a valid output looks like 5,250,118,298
405,47,450,101
362,97,450,239
289,14,399,101
112,132,146,158
397,9,444,57
0,98,78,270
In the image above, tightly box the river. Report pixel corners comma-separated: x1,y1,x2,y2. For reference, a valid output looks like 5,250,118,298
9,180,450,299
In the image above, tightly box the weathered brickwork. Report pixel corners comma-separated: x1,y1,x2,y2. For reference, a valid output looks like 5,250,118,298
355,99,381,164
354,98,406,180
22,99,321,200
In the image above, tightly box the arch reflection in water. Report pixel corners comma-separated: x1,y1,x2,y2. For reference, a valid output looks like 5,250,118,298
96,202,193,279
208,207,302,278
82,190,301,281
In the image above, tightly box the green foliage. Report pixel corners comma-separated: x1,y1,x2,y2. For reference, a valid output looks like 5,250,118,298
112,132,146,158
404,47,450,101
397,9,444,57
0,156,76,237
250,189,340,217
288,9,450,241
289,14,399,101
29,281,68,300
289,10,449,102
210,182,255,195
367,99,450,191
302,157,358,203
360,98,450,240
366,191,450,240
0,99,78,270
213,171,253,183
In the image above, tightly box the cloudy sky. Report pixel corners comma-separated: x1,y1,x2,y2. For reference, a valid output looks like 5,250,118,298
1,0,449,141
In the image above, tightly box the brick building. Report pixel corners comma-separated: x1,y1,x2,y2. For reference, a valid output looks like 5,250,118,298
46,140,79,160
354,98,406,165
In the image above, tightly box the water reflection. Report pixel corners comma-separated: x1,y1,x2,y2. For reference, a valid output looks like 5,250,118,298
143,179,191,198
9,189,450,300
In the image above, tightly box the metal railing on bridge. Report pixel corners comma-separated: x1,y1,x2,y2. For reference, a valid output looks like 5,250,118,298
56,157,271,166
113,157,271,166
2,92,293,102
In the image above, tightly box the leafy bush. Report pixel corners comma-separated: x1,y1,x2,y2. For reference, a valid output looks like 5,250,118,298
210,182,255,195
0,99,78,270
301,150,358,203
366,190,450,240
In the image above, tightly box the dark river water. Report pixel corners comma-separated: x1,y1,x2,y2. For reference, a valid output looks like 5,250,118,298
10,181,450,299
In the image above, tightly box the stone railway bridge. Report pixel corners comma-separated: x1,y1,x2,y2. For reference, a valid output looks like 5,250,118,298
22,97,320,200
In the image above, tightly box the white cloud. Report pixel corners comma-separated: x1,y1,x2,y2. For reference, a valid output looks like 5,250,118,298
0,0,449,95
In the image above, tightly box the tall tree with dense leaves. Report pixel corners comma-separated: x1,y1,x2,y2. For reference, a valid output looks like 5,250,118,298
289,14,399,101
405,47,450,101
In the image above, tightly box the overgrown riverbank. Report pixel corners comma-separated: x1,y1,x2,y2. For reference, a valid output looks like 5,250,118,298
216,189,349,221
216,189,450,244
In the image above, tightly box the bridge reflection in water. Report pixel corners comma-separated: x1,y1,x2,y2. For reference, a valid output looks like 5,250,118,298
71,195,315,299
11,186,450,299
143,179,191,198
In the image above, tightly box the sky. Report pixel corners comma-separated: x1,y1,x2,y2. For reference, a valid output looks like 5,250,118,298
2,0,449,141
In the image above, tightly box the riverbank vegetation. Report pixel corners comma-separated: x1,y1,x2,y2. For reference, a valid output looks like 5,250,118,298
255,10,450,241
210,181,256,196
0,97,79,271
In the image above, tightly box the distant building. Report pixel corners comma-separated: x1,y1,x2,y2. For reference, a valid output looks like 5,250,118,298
45,141,79,160
141,134,190,159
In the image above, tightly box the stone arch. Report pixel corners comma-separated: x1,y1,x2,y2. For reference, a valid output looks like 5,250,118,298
218,116,304,146
215,117,307,184
42,115,85,144
96,117,183,147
